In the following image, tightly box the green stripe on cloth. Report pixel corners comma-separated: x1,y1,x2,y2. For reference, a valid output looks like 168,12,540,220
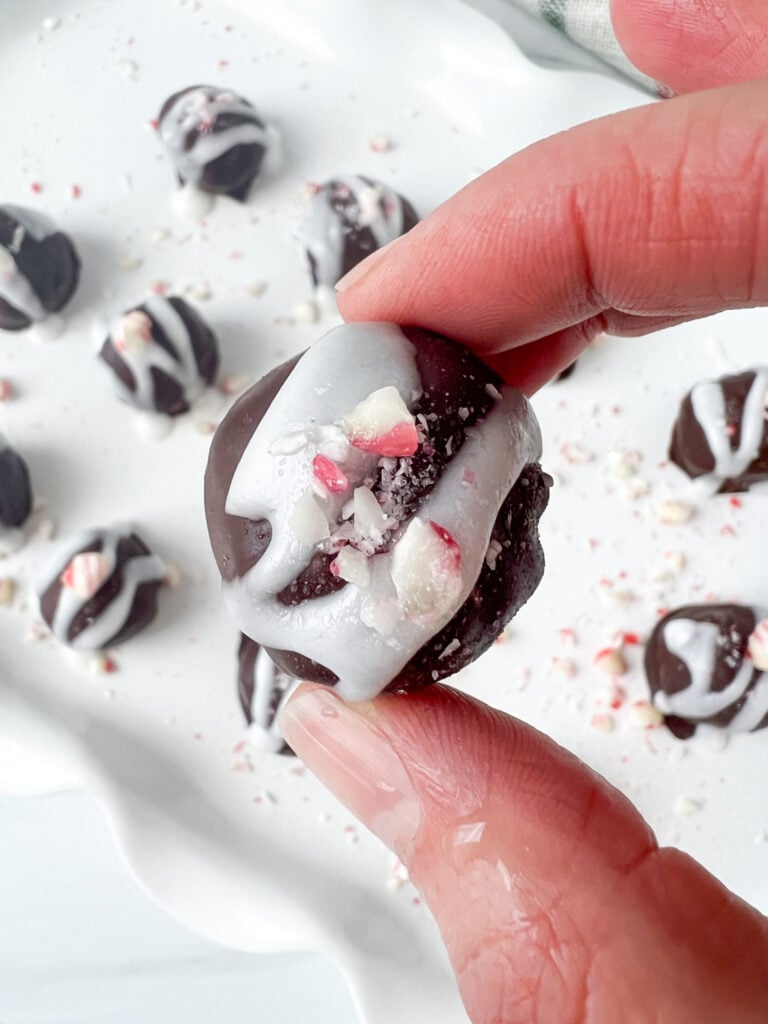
541,0,567,31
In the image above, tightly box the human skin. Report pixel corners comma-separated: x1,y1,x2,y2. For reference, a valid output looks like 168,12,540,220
281,8,768,1023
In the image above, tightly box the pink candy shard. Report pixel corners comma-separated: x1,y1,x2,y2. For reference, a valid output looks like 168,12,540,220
312,453,349,493
348,422,419,458
60,552,111,601
428,521,461,569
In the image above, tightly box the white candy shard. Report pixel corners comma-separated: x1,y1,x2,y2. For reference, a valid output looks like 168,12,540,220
115,310,152,354
353,486,389,544
747,619,768,670
332,546,371,588
342,386,418,457
658,500,695,524
289,491,329,545
390,518,462,620
629,700,664,728
313,424,350,463
60,552,111,600
594,647,628,676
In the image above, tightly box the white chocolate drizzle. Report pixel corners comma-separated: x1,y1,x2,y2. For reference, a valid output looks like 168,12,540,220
653,610,768,732
688,367,768,491
223,323,541,702
247,646,300,755
37,527,165,651
0,206,57,323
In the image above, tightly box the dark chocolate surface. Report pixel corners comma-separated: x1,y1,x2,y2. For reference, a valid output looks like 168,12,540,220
0,442,33,530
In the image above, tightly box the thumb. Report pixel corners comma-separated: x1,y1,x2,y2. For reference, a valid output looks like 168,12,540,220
281,683,768,1024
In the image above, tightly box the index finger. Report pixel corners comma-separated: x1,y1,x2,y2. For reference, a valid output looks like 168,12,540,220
338,78,768,363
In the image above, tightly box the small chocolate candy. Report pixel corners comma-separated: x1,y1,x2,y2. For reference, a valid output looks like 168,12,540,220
158,85,272,201
305,176,418,290
669,368,768,493
99,295,219,416
205,322,549,702
38,527,165,650
0,434,33,555
237,634,300,755
0,205,80,332
645,603,768,738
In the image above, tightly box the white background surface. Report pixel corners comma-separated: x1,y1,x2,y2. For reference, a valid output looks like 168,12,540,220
2,1,768,1023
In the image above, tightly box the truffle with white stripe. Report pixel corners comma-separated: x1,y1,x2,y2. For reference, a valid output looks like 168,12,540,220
0,435,33,555
158,85,272,201
669,368,768,493
237,635,301,755
99,296,219,416
205,322,550,702
37,527,165,650
304,176,418,290
645,603,768,738
0,205,80,331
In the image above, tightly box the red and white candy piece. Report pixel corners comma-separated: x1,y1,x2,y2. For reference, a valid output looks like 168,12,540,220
60,552,111,601
594,647,628,676
115,310,153,354
747,619,768,671
312,454,349,494
341,386,419,458
390,518,462,620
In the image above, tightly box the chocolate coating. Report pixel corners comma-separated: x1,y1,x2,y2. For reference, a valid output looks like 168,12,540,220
645,603,768,738
669,369,768,493
158,85,270,201
205,325,549,696
38,528,165,650
99,295,219,416
0,438,32,531
0,205,80,331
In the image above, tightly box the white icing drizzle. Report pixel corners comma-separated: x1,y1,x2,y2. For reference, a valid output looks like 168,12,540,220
306,176,408,289
247,646,300,755
0,206,59,324
223,323,541,702
106,296,209,413
654,610,768,732
159,87,270,189
37,527,165,651
688,367,768,490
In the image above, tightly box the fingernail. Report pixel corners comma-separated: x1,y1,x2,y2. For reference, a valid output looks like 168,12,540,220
281,685,420,855
335,239,398,293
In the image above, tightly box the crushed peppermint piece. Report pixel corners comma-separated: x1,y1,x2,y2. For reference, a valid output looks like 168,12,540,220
0,578,16,607
485,383,502,401
485,538,503,570
116,58,139,79
594,647,627,676
331,546,370,587
550,656,576,678
353,486,390,544
664,550,686,572
747,619,768,670
312,454,349,494
60,552,111,600
117,253,143,272
438,638,461,660
30,181,43,194
0,379,13,402
559,627,577,647
590,713,615,732
390,518,462,620
674,796,702,818
115,310,152,353
293,300,319,324
560,442,593,464
342,386,419,457
628,700,664,729
607,449,642,479
289,491,330,545
150,279,169,296
182,279,212,302
218,372,250,395
367,133,394,152
247,280,268,297
70,184,82,199
658,500,695,524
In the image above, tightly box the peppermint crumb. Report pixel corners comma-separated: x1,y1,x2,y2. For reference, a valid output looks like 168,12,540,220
0,379,13,401
674,796,702,818
293,300,319,324
118,254,143,272
30,181,43,194
70,184,82,199
367,133,394,153
590,713,615,733
247,280,268,297
0,578,16,607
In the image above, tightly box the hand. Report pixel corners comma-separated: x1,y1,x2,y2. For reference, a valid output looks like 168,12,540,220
336,74,768,393
283,7,768,1023
282,684,768,1023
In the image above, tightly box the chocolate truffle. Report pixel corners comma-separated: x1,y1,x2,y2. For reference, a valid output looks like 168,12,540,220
158,85,272,201
669,368,768,493
205,322,550,702
305,176,418,290
99,295,219,416
38,527,165,650
237,634,300,755
645,603,768,738
0,205,80,332
0,435,33,555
